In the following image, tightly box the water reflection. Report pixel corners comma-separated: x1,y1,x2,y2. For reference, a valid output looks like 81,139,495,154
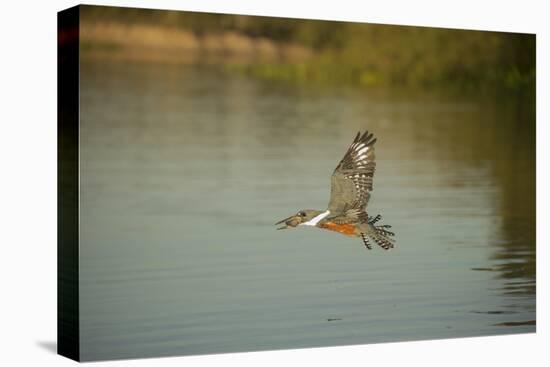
78,60,535,361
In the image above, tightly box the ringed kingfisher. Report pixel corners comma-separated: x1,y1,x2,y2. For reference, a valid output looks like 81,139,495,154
275,131,395,250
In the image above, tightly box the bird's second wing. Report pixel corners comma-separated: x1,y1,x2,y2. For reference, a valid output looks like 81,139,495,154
327,131,376,213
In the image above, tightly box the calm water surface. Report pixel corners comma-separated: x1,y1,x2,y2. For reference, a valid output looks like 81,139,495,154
79,61,535,361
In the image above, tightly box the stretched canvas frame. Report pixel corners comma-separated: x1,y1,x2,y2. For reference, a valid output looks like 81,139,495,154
58,4,536,362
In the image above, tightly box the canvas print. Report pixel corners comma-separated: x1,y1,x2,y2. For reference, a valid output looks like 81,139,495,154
58,5,536,362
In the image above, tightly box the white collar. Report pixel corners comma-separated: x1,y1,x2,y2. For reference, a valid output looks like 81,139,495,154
300,210,330,226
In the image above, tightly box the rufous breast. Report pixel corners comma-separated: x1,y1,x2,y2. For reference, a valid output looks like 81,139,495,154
319,222,357,236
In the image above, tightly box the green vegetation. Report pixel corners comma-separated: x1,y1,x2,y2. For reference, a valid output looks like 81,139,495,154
82,5,535,93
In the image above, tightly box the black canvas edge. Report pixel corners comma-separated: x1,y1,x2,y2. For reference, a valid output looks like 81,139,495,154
58,4,81,362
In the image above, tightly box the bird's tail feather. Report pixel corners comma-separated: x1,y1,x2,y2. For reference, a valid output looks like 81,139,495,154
370,230,395,250
363,215,395,250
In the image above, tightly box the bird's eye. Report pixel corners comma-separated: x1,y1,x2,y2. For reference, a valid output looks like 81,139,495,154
299,211,306,217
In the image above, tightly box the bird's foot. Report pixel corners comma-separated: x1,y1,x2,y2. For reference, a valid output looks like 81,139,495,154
368,214,382,224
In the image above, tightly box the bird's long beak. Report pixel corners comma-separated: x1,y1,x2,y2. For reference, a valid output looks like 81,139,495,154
275,216,292,230
275,215,299,230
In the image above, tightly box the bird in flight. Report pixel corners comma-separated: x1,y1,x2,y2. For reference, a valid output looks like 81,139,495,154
275,131,395,250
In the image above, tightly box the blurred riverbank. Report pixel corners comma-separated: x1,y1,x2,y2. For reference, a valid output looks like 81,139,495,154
81,21,313,65
80,5,535,94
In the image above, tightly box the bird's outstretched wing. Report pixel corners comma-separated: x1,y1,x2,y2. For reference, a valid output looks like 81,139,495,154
327,131,377,214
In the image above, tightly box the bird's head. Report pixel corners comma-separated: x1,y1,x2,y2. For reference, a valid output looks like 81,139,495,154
275,209,324,230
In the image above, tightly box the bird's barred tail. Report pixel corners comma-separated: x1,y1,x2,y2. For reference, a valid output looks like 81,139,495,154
360,233,372,250
360,215,395,250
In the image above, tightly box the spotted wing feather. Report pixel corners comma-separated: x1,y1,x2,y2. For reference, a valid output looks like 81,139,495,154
328,208,369,224
327,131,377,214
